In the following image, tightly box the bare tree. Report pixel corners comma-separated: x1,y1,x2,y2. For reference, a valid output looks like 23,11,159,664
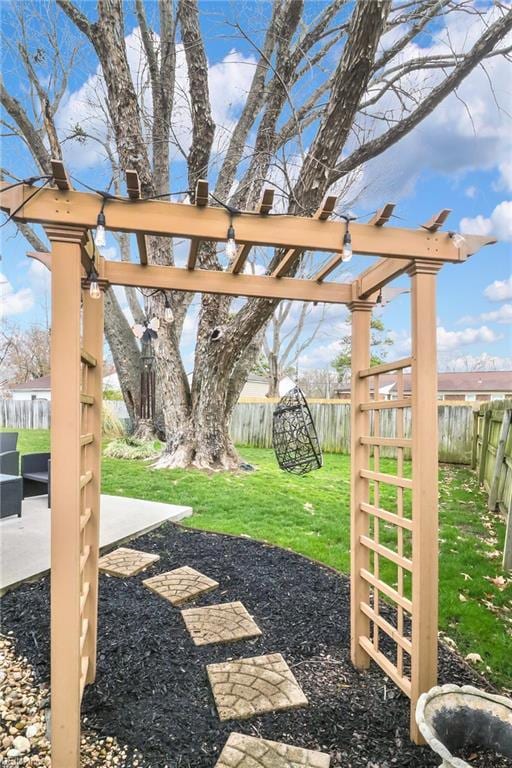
0,322,50,390
263,302,326,397
2,0,511,470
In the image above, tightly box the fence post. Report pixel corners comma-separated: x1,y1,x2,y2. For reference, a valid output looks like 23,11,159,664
478,409,492,486
489,409,511,511
471,410,479,470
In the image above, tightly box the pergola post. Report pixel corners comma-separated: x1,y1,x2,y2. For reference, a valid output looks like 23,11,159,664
349,300,373,668
408,259,441,742
47,226,87,768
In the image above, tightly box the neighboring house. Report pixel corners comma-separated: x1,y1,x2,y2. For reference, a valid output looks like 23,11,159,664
186,372,268,399
335,371,512,402
10,371,269,402
11,375,51,401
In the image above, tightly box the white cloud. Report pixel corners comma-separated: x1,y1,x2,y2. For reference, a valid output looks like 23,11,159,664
352,7,512,206
461,201,512,242
0,273,34,318
460,303,512,325
465,186,477,199
484,275,512,302
27,258,50,288
437,324,502,352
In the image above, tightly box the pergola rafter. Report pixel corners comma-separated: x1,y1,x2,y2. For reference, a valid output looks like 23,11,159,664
0,168,497,766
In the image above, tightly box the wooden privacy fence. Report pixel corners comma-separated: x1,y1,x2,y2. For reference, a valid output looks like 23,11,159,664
1,397,475,464
472,399,512,569
0,398,51,429
231,400,475,464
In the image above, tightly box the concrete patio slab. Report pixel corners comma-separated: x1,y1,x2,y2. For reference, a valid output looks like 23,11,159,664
0,494,192,593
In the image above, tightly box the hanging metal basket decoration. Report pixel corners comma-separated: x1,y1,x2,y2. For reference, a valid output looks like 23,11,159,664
132,318,160,420
272,386,323,475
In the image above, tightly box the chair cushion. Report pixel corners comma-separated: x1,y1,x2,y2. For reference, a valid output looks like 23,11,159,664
23,472,49,483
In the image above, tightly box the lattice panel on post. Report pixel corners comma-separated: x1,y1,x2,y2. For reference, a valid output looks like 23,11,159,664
356,359,413,696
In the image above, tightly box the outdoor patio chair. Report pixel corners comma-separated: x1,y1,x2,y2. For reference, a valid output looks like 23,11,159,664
0,473,22,518
21,452,51,507
0,432,18,451
0,449,20,476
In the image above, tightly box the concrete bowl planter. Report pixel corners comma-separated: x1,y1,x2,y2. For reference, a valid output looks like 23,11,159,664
416,684,512,767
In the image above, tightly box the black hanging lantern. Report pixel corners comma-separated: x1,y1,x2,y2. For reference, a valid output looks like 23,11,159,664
132,317,160,421
272,386,322,475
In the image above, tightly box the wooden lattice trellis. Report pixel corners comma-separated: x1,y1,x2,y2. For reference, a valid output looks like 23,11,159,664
0,164,495,766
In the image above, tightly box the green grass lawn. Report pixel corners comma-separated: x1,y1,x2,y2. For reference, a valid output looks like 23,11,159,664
7,428,511,689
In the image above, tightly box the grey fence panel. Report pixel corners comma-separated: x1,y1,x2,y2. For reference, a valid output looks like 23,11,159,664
230,401,474,464
0,399,51,429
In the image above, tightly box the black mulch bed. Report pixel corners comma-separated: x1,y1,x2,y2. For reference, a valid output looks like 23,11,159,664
0,524,502,768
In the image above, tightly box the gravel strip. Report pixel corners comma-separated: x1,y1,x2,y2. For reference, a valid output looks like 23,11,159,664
0,634,148,767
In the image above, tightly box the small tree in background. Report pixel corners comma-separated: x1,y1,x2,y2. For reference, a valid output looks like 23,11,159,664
332,317,393,384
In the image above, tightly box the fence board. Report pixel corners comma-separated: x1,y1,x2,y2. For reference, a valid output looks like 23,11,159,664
0,399,51,429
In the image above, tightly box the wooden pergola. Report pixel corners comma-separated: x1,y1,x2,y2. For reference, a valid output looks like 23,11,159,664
0,162,495,767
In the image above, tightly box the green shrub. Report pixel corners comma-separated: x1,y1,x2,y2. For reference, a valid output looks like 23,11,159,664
102,403,125,437
103,388,124,401
103,436,163,460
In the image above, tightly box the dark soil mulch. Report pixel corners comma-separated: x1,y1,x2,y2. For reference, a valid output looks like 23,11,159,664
0,524,501,767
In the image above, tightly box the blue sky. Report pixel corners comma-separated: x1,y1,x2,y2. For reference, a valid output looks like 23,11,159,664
1,1,511,373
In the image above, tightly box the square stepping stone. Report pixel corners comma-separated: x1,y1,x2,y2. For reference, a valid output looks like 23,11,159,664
215,733,330,768
98,547,159,577
143,566,218,606
207,652,308,721
182,601,262,646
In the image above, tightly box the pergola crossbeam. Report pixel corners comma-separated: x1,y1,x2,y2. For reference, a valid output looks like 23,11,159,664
421,208,451,232
230,188,275,274
125,169,148,265
104,260,352,304
272,195,337,278
2,181,490,263
369,202,395,227
195,179,209,207
51,159,72,190
187,238,200,270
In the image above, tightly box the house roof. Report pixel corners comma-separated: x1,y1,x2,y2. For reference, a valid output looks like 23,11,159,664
11,375,51,391
337,370,512,393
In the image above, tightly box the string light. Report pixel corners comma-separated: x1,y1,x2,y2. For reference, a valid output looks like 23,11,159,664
94,208,106,247
226,222,237,260
88,267,101,299
341,218,353,262
163,294,174,322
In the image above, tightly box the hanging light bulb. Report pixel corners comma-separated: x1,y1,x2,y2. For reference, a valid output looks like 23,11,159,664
225,222,237,260
450,232,466,249
94,209,106,247
88,268,101,299
342,220,353,262
163,295,174,322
